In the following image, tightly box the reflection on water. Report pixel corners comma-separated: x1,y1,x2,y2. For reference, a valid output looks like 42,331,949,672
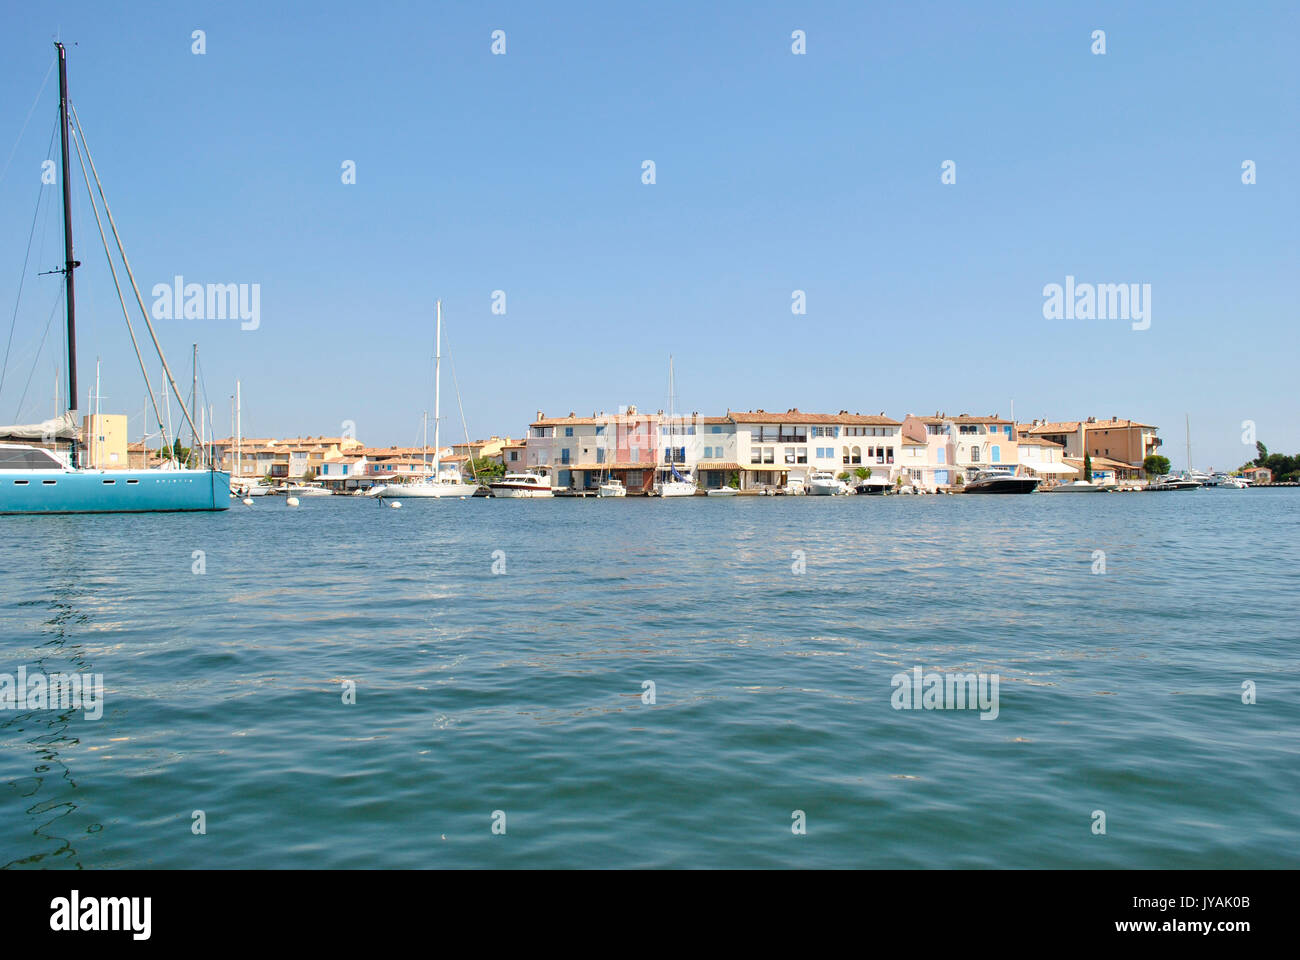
2,492,1299,868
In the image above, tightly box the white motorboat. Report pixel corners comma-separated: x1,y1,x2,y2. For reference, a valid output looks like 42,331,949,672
374,467,477,499
852,476,893,495
1046,480,1103,493
1150,474,1201,491
961,468,1040,494
1219,476,1249,489
489,472,553,498
705,487,738,497
283,482,332,497
231,477,272,497
598,478,627,497
807,470,849,496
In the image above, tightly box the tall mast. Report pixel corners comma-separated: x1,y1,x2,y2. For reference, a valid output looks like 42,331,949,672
235,380,242,476
433,300,441,476
55,42,80,467
1186,413,1191,473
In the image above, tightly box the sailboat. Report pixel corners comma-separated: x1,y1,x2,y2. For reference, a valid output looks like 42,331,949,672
372,301,478,499
652,357,698,497
0,44,229,514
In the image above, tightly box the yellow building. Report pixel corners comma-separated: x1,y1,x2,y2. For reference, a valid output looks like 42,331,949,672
82,413,129,469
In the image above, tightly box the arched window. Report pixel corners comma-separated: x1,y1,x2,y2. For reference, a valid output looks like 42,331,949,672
851,445,862,464
842,446,850,464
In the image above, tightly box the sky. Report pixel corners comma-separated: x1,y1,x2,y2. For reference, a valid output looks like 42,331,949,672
0,0,1295,471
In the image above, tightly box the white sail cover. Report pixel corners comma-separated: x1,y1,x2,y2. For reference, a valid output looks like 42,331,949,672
0,411,81,442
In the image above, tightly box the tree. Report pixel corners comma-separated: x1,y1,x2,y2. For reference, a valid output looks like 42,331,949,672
837,471,851,481
1143,454,1170,477
1255,441,1268,466
854,466,871,480
466,456,505,482
1083,453,1092,482
301,467,317,482
727,471,739,489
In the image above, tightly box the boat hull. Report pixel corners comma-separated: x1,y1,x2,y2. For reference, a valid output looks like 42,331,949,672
963,478,1040,494
1,469,231,514
490,484,553,498
808,481,847,496
375,482,478,498
653,481,697,497
597,484,626,497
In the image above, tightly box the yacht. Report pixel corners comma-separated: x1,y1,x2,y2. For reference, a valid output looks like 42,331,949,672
653,465,698,497
962,468,1040,494
283,482,332,497
1150,474,1201,491
705,486,738,497
489,472,553,498
0,46,229,515
1045,480,1103,493
231,477,273,497
807,470,849,496
373,302,481,500
852,476,893,495
597,478,627,497
1219,475,1249,489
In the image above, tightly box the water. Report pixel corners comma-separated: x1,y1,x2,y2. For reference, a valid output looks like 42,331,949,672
3,490,1298,868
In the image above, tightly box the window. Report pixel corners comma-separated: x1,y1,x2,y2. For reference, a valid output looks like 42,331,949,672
711,425,722,434
763,447,774,464
971,446,981,462
960,425,978,435
751,447,762,464
595,425,605,435
991,445,1001,463
937,448,945,464
509,451,518,462
564,427,574,437
851,445,862,465
842,446,850,464
597,449,606,464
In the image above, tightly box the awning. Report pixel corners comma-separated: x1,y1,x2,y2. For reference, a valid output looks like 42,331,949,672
1024,462,1078,475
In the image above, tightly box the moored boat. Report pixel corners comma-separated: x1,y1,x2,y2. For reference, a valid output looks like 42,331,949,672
962,468,1040,494
490,472,553,498
807,470,849,496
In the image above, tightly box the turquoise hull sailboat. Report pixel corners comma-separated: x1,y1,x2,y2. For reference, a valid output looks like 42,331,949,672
0,44,229,515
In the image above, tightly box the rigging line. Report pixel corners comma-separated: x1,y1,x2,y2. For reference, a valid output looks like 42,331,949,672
68,120,169,453
0,55,56,189
12,286,64,420
440,324,478,483
70,102,203,450
0,117,59,400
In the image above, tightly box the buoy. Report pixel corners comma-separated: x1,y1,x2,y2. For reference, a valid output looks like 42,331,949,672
390,501,402,509
242,498,254,506
286,496,300,507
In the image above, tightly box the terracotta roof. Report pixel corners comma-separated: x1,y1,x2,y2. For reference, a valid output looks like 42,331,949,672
1017,437,1065,448
913,414,1012,426
728,409,900,426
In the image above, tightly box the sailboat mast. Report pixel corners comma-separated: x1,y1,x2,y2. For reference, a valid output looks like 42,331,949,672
235,380,242,476
55,42,80,467
433,299,441,476
1186,413,1191,473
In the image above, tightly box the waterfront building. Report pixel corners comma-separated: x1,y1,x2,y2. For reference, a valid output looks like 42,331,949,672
1019,417,1161,471
1062,454,1140,484
528,408,660,492
730,410,902,490
898,414,1018,488
1016,437,1076,481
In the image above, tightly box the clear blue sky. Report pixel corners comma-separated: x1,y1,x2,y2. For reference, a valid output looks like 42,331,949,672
1,1,1295,470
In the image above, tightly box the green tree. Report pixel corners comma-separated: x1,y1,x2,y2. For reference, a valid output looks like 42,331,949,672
727,471,739,489
1083,453,1092,482
466,456,505,482
1255,441,1268,466
854,466,871,480
301,467,317,482
837,471,851,481
1143,454,1170,477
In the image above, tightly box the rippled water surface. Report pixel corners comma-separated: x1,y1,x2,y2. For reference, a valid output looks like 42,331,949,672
3,490,1298,868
